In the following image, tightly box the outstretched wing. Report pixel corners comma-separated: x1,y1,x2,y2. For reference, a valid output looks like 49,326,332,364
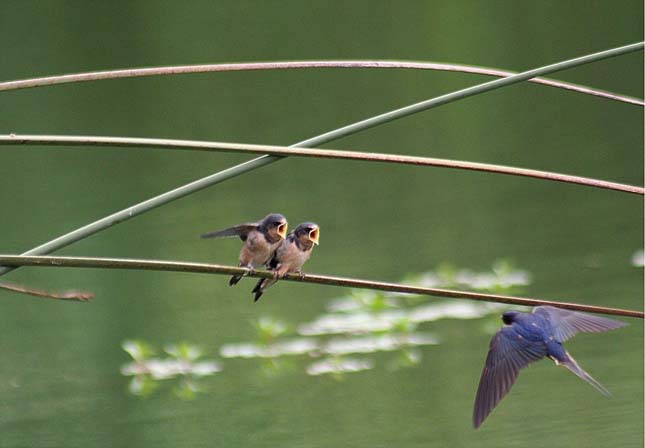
533,306,627,342
473,326,546,429
200,223,258,241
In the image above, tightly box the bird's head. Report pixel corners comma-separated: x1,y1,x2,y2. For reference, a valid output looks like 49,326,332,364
294,222,320,246
502,310,520,325
261,213,288,240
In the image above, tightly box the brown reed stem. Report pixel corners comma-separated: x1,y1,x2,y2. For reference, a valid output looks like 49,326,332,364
0,60,642,106
1,134,641,195
0,255,640,318
0,280,92,302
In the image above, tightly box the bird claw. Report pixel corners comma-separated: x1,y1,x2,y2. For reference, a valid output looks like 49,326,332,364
296,271,306,280
244,267,255,277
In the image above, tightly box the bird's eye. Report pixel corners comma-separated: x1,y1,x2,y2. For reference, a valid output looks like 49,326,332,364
274,221,281,226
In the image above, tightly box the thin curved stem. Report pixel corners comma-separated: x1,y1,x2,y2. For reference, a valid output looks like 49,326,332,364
0,281,92,302
0,60,642,106
0,255,640,318
0,43,641,278
2,134,642,195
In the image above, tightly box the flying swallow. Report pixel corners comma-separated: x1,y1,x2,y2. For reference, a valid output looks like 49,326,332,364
201,213,288,286
473,306,627,429
252,222,320,302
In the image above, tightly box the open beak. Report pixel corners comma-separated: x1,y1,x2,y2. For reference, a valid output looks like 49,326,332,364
309,227,320,246
277,222,288,239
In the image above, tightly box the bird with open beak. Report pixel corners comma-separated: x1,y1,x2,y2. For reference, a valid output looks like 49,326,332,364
201,213,288,286
252,222,320,302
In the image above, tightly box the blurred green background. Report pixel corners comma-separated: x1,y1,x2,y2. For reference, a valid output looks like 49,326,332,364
0,1,642,447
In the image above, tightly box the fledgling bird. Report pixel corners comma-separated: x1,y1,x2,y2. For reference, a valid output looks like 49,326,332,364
201,213,288,286
251,222,320,302
473,306,627,429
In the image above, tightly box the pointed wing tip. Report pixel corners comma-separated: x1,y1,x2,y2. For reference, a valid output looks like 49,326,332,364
472,387,495,430
200,223,257,240
592,316,629,333
472,414,484,429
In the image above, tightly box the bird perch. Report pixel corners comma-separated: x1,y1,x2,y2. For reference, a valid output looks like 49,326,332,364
0,255,641,319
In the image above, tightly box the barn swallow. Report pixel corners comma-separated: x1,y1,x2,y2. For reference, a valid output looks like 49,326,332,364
473,306,627,429
251,222,320,302
201,213,288,286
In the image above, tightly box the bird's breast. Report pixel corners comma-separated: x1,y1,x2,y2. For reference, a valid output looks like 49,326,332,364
242,231,275,265
277,244,311,271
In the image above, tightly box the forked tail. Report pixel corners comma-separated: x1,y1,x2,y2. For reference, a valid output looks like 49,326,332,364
560,351,611,397
251,277,277,302
229,275,242,286
251,278,265,301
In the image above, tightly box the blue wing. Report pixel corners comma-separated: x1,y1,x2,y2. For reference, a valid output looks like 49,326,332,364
533,306,627,342
473,326,546,428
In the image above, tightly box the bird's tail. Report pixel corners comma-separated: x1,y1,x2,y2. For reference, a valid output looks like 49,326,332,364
229,275,242,286
559,351,611,397
252,277,276,302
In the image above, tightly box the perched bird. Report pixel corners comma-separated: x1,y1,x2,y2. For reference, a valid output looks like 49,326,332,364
252,222,320,302
473,306,627,429
201,213,288,286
